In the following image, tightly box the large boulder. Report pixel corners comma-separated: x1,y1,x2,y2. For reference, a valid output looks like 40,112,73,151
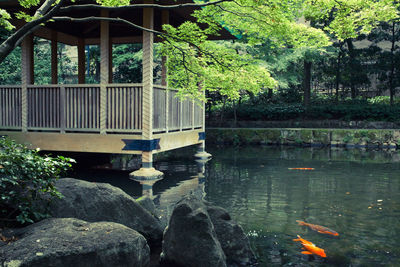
207,205,256,266
161,195,227,267
50,178,163,245
0,218,149,267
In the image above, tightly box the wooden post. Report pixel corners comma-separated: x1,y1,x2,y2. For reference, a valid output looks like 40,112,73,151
161,10,169,132
100,10,110,134
161,10,169,87
192,100,195,129
141,4,154,167
21,34,34,132
51,31,58,84
60,85,65,133
78,38,85,84
130,1,163,179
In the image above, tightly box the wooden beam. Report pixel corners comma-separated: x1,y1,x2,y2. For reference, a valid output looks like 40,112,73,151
51,30,58,84
153,130,202,153
78,38,85,84
31,25,79,45
0,131,142,154
84,36,143,45
0,130,202,154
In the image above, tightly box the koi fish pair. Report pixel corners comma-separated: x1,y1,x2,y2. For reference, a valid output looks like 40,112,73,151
293,220,339,258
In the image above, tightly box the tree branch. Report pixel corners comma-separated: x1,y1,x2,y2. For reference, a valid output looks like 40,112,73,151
51,16,235,69
58,0,232,13
0,0,65,63
34,0,58,18
51,16,164,36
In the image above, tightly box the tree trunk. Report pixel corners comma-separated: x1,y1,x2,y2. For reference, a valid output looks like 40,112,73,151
345,39,357,99
335,42,343,102
233,100,237,127
389,22,396,106
303,60,312,107
267,88,273,99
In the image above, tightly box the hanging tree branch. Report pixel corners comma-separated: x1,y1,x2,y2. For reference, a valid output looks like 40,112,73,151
0,0,65,63
51,15,240,70
58,0,232,13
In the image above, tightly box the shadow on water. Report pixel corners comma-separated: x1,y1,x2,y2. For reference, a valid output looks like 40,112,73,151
68,146,400,266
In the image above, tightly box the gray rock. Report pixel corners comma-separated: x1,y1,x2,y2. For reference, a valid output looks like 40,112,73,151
207,205,256,266
0,218,149,267
161,195,226,267
136,196,159,219
50,178,163,245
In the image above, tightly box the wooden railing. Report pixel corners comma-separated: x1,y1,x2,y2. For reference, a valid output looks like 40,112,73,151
107,85,142,132
153,85,203,132
0,86,22,129
0,84,203,134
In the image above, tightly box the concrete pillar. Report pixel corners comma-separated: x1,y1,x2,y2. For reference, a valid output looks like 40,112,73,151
130,2,163,180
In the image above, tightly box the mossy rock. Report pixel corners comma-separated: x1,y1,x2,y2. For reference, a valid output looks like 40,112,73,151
236,129,263,144
367,131,379,142
281,130,299,144
312,130,331,144
354,130,370,139
331,129,352,142
263,129,281,144
381,130,393,142
299,129,313,143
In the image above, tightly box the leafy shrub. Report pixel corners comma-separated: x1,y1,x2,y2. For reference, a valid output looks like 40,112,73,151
221,101,400,122
0,137,74,226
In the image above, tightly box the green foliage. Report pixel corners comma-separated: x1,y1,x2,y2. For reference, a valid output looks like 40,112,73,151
0,9,14,30
0,137,74,226
0,47,21,85
367,96,400,105
304,0,400,40
112,44,142,83
219,94,400,122
1,0,399,101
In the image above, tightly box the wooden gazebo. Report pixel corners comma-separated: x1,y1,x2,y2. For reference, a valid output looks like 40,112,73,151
0,0,225,178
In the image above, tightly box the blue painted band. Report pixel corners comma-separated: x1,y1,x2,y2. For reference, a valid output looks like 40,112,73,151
198,132,206,141
122,139,160,151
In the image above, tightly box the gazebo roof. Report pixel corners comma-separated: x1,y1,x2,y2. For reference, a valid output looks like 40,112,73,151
1,0,234,45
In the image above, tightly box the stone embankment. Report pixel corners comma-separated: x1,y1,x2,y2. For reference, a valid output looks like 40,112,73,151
0,178,255,267
207,128,400,148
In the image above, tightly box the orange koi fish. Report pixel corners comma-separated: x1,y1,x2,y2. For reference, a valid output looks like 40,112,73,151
293,235,326,258
288,168,315,170
293,235,313,245
296,220,339,236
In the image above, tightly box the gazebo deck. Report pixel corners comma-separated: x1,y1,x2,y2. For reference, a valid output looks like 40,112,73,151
0,83,204,154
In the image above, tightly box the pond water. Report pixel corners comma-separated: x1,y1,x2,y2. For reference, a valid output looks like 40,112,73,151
72,146,400,266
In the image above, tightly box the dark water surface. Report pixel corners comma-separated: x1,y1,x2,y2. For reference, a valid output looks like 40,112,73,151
73,146,400,266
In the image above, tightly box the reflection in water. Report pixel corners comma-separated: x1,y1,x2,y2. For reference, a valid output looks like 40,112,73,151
131,159,208,208
73,146,400,266
205,146,400,266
